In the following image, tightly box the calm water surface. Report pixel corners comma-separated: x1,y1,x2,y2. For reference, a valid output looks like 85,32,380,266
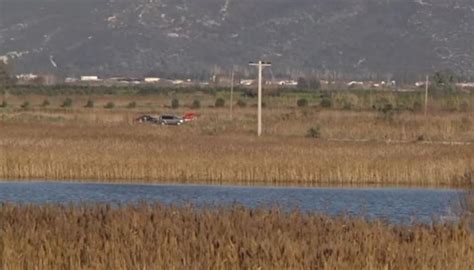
0,182,464,224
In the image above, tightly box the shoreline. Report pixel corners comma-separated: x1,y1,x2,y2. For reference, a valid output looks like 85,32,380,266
0,178,469,191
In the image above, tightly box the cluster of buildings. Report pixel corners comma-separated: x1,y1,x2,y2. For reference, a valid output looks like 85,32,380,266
15,73,299,88
66,76,189,86
15,74,202,87
12,73,474,91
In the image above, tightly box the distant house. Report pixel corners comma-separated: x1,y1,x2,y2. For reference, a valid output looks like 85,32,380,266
457,82,474,88
16,73,39,85
106,77,141,84
277,80,297,86
16,73,39,81
144,77,161,83
415,81,429,87
347,81,364,87
240,79,255,86
171,80,184,85
65,77,79,83
80,76,100,81
17,74,58,85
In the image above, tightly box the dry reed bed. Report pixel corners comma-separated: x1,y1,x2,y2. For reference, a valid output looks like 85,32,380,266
0,203,473,269
1,107,473,141
0,122,472,186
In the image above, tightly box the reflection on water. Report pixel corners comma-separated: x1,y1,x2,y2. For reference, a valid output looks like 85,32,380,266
0,182,463,224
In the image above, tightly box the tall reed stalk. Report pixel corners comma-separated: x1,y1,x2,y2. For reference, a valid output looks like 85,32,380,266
0,203,473,269
0,121,472,186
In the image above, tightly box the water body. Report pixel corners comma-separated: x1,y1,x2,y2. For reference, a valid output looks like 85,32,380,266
0,182,464,224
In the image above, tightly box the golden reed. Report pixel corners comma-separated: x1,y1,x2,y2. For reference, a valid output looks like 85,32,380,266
0,97,472,186
0,117,472,186
0,203,473,269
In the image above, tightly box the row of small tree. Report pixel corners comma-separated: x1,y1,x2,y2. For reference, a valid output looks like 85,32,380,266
171,98,248,109
0,98,252,110
296,97,332,108
0,99,134,109
296,77,321,90
0,62,15,86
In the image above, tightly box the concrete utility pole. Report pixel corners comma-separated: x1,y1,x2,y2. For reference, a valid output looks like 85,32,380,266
424,75,429,117
249,61,272,136
230,68,234,120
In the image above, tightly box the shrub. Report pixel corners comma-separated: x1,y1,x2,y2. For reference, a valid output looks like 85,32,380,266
375,103,395,121
0,100,7,108
381,103,394,114
104,102,115,109
342,100,352,110
237,99,247,108
61,98,73,108
171,98,180,109
297,98,308,107
444,96,460,112
191,99,201,109
460,101,470,112
41,99,50,107
251,102,267,108
84,100,94,108
320,97,332,108
307,125,322,138
20,101,30,109
413,101,422,112
127,101,137,109
215,98,225,108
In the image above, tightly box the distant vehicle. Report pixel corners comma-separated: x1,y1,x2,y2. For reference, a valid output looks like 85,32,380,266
182,112,198,122
159,114,184,125
135,114,158,124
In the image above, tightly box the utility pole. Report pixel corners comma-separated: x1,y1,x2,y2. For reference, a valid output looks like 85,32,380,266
249,61,272,136
230,68,234,120
424,75,429,117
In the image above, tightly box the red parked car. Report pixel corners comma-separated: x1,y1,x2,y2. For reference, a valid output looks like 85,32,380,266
182,112,198,122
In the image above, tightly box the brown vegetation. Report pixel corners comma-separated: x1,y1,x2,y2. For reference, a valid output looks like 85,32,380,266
0,203,473,269
0,93,473,186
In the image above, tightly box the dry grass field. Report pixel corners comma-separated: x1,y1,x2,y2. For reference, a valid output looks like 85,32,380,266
0,92,473,186
0,203,473,270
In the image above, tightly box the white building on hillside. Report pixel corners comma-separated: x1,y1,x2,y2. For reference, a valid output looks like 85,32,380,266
144,77,161,83
80,76,100,81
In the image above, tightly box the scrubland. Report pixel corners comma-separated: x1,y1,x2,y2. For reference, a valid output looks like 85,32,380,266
0,203,473,269
1,89,473,269
0,90,472,186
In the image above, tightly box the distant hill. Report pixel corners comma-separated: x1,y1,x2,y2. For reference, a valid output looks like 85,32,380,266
1,0,473,81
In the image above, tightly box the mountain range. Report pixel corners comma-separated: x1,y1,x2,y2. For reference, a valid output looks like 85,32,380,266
0,0,473,81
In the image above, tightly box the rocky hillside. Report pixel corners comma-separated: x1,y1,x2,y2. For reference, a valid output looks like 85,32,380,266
0,0,473,80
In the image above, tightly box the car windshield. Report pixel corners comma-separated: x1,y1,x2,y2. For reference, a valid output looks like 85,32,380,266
162,115,175,120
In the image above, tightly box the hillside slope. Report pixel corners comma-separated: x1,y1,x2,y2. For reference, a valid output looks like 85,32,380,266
0,0,473,80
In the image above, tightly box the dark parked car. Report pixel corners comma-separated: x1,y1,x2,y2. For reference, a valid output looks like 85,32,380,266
135,114,159,124
159,114,184,125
